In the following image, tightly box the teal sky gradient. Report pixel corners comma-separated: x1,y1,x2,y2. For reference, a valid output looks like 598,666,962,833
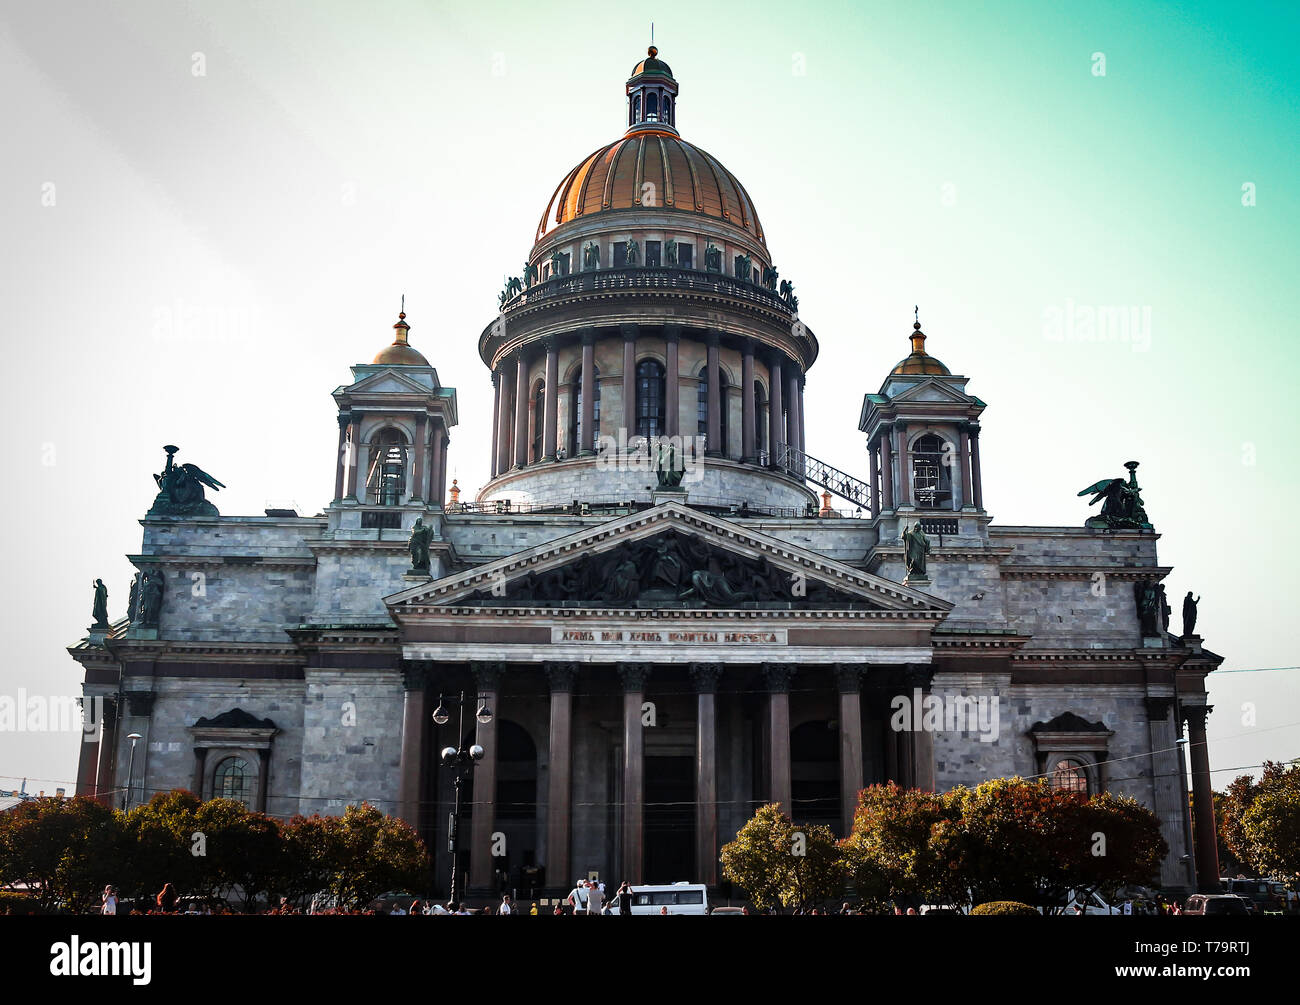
1,0,1296,796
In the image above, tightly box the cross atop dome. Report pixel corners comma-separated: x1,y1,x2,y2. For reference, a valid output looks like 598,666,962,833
626,45,679,135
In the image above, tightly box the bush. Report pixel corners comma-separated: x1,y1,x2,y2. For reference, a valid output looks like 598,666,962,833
971,901,1039,916
0,890,48,915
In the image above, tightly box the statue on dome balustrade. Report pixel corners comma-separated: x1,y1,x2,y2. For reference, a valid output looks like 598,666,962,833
148,445,224,517
664,238,678,266
1078,460,1152,530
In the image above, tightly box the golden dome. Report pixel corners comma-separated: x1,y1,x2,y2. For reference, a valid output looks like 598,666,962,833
373,313,430,366
534,133,766,247
891,322,951,376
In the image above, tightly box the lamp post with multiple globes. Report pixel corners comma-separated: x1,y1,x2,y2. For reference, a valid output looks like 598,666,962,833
432,690,493,905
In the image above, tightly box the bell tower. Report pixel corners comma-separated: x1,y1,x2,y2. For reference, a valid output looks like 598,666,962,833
330,309,458,521
859,314,987,541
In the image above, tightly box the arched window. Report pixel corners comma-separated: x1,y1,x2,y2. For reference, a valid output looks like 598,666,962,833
755,380,768,460
646,91,659,122
365,427,408,505
911,433,953,509
636,359,666,441
568,365,600,456
1050,758,1090,795
663,96,672,125
214,756,252,806
531,380,546,463
633,94,641,123
696,365,729,457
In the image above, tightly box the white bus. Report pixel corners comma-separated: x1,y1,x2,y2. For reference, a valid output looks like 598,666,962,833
622,882,710,916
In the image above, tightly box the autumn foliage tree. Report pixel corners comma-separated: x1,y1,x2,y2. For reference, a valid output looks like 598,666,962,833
720,803,846,911
843,778,1166,912
1219,761,1300,878
0,796,119,912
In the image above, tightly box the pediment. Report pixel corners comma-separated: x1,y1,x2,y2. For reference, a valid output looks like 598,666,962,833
386,501,950,613
889,377,972,404
341,369,435,396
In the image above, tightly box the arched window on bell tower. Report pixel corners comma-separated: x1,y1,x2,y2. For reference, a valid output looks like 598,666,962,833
365,427,409,505
911,433,953,509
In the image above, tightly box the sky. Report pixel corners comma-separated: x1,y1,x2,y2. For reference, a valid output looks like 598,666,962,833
1,0,1296,797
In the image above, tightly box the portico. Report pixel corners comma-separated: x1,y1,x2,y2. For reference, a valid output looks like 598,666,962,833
387,501,949,894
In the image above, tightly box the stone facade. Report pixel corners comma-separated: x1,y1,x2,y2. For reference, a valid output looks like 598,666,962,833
68,46,1223,904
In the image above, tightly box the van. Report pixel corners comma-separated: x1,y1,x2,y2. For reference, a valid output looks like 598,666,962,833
623,882,710,916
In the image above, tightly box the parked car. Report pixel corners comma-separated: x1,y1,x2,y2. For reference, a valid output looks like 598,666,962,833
1183,894,1250,916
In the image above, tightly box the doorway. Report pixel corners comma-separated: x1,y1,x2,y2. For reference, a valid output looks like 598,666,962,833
643,755,695,883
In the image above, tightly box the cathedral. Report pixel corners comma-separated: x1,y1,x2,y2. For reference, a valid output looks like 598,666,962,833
69,47,1223,899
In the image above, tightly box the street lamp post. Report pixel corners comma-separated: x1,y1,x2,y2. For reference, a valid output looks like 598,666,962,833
123,732,143,810
432,690,493,906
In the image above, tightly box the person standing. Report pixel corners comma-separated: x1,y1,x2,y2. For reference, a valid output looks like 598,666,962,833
586,881,604,916
498,894,514,916
615,881,634,917
156,883,179,914
567,880,589,915
101,885,118,916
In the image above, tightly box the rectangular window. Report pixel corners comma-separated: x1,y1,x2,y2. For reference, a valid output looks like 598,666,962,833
645,241,661,267
613,242,629,268
677,244,693,269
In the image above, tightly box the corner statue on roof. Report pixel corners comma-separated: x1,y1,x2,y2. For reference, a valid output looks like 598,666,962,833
148,445,225,517
901,523,930,580
1077,460,1152,531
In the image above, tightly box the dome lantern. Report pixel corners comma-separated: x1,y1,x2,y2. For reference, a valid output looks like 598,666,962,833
626,46,679,135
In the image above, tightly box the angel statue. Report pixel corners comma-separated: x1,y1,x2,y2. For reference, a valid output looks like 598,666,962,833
664,238,678,266
1077,460,1152,530
148,445,225,517
522,261,538,288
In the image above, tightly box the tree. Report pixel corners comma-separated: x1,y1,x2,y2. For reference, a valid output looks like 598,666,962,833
1219,761,1300,876
0,797,119,912
842,778,1167,914
283,804,430,910
1241,789,1300,878
840,784,956,910
192,798,285,911
720,803,845,912
118,789,202,904
719,804,789,911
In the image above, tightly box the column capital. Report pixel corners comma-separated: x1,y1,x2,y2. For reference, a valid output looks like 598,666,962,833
540,335,559,354
581,327,598,346
401,662,430,691
471,660,506,691
834,664,863,694
124,690,156,718
337,411,354,430
689,662,724,693
620,323,639,341
618,662,652,691
741,337,756,356
767,349,786,370
662,323,682,344
1183,704,1213,730
894,418,910,432
1144,696,1175,722
903,664,933,690
544,661,578,693
762,663,795,693
705,328,722,348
